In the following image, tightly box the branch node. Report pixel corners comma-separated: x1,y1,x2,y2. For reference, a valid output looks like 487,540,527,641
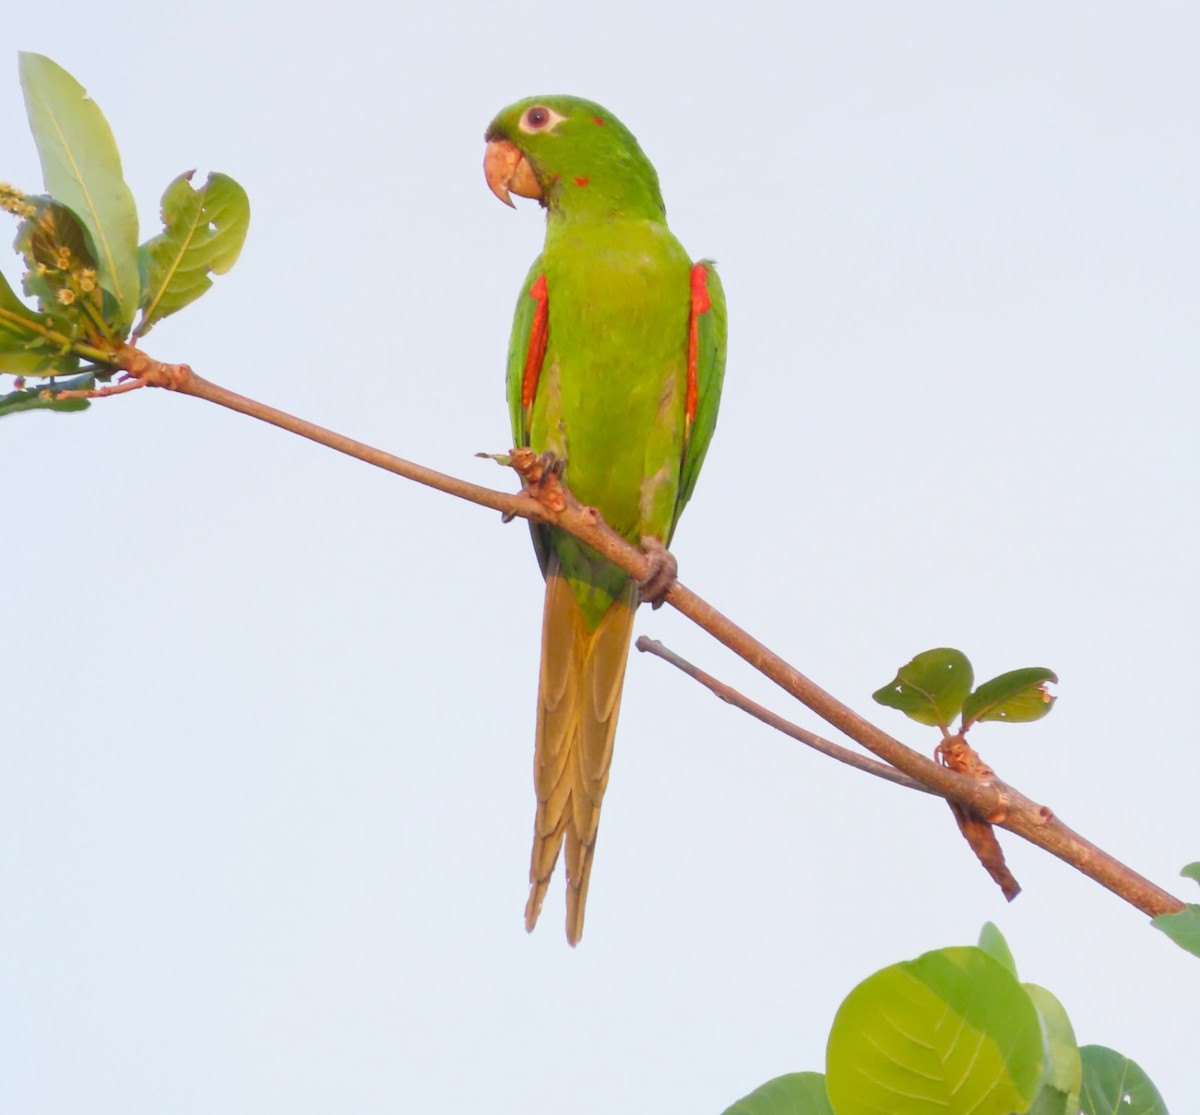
936,733,995,781
117,344,193,390
49,345,196,401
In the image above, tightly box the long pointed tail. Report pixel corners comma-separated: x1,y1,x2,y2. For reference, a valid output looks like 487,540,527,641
525,558,637,946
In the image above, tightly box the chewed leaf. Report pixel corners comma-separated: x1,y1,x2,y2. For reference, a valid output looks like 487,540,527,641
136,171,250,335
872,647,973,729
19,53,139,330
963,668,1057,727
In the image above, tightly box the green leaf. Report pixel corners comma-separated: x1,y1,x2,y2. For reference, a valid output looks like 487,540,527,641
136,170,250,335
872,648,974,728
1024,1078,1072,1115
976,921,1018,977
0,371,94,417
826,946,1042,1115
1024,984,1082,1115
962,667,1057,727
1180,861,1200,886
19,53,139,330
9,194,106,340
1152,903,1200,959
0,266,79,374
0,266,45,343
721,1072,833,1115
1078,1045,1168,1115
0,264,41,324
0,346,80,378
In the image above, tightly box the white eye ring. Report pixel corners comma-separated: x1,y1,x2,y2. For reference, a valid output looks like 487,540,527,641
519,105,567,134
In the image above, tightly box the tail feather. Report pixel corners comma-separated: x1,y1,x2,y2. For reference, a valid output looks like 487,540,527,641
524,557,637,946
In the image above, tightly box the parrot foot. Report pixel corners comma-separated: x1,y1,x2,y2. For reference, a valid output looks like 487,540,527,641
638,536,677,609
508,447,568,512
501,444,566,513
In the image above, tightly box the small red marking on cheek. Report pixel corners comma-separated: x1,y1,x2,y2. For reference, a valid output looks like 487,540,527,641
593,116,604,126
551,172,561,182
574,176,590,188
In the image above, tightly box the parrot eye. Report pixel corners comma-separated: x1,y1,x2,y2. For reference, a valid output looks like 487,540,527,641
519,105,567,135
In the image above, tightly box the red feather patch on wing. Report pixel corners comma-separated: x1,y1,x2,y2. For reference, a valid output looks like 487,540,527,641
686,263,712,426
522,273,549,409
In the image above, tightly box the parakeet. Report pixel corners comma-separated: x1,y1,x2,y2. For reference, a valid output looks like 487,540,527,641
484,95,727,945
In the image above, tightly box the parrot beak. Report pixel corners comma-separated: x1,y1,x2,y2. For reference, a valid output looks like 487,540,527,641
484,138,543,207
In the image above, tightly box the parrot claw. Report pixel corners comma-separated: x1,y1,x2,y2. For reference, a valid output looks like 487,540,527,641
638,536,677,608
538,450,565,478
509,447,568,512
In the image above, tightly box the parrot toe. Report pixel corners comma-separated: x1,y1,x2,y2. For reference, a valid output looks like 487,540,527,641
509,447,568,512
638,536,677,608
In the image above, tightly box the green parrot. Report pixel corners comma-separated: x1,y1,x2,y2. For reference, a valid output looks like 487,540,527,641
484,95,727,945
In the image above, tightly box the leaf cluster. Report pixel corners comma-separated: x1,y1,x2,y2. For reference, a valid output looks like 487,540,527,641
873,647,1057,736
722,923,1169,1115
0,53,249,417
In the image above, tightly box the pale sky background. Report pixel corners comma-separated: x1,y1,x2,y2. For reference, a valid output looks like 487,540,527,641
3,3,1198,1112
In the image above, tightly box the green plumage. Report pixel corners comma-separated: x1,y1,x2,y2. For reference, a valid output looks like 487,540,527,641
485,95,727,943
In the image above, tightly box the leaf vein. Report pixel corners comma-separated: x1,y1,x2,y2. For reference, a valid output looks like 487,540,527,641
36,95,124,303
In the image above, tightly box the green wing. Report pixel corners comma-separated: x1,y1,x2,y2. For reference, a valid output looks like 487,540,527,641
506,255,545,448
506,255,555,576
673,260,728,534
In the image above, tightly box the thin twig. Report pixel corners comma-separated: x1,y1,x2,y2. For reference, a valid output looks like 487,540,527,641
637,637,932,794
181,370,537,519
60,351,1187,921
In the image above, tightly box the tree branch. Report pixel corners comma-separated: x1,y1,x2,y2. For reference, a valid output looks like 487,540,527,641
636,637,932,794
69,350,1186,921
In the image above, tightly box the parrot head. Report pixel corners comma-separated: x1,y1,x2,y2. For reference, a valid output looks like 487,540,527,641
484,95,665,219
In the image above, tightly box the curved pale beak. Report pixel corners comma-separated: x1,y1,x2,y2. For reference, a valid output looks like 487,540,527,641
484,139,543,207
